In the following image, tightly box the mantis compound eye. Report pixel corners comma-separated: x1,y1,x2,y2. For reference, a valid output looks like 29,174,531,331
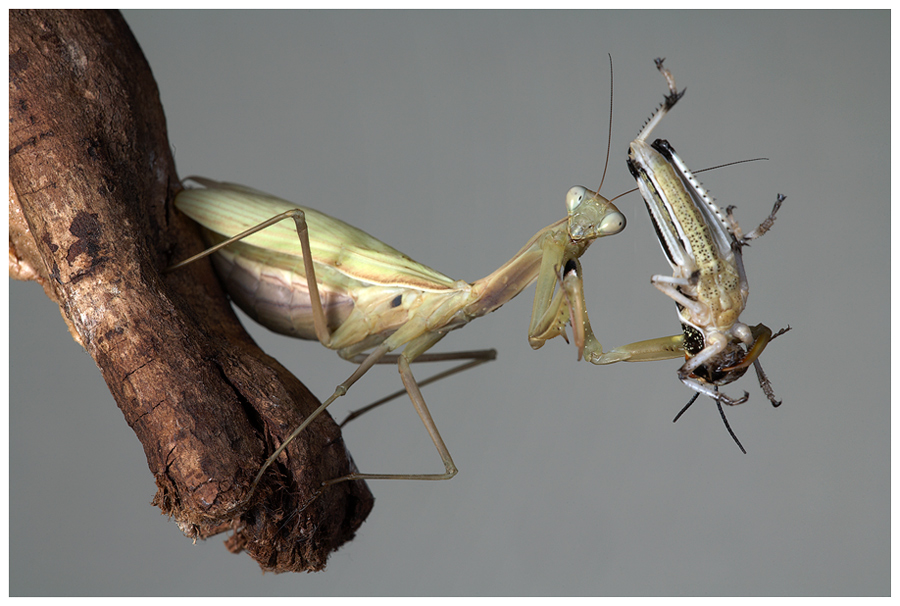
598,210,626,236
565,186,587,213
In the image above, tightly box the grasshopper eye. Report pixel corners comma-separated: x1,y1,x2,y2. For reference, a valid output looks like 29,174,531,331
566,186,587,213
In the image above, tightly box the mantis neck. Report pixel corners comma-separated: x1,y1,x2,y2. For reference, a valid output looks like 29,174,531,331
466,217,570,318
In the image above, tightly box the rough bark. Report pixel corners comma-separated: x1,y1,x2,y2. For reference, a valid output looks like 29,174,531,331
9,9,373,573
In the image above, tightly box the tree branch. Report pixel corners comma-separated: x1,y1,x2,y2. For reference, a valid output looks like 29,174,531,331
9,9,373,573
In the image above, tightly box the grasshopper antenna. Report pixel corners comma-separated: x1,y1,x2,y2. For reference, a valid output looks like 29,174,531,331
673,391,747,454
694,157,768,175
609,157,770,205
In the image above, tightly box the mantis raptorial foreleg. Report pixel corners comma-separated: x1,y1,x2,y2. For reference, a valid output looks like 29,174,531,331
529,232,578,350
528,185,615,359
592,334,686,364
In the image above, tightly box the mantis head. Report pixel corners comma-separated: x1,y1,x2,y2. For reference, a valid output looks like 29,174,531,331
565,186,626,242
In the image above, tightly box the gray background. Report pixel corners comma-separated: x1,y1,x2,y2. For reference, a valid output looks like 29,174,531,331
9,10,889,596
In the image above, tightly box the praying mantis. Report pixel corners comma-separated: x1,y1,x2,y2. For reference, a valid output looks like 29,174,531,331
169,92,627,500
586,59,788,451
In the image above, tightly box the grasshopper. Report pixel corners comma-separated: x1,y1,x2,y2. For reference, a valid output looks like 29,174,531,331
169,109,626,499
586,59,788,452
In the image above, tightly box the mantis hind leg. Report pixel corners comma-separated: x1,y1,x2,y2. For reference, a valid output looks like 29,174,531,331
338,348,497,427
324,330,472,486
253,327,488,497
242,340,394,503
324,356,458,486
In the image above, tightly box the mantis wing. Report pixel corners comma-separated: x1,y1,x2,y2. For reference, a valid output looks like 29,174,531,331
175,177,459,292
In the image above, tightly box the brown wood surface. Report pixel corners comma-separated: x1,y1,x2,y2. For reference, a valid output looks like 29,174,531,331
9,9,373,573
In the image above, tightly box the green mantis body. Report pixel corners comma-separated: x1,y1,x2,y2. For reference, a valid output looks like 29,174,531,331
171,174,625,496
586,59,787,451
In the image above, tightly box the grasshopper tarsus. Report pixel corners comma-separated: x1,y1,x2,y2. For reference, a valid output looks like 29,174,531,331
654,57,685,107
773,193,786,210
771,326,792,340
752,359,783,408
737,193,786,243
724,391,751,407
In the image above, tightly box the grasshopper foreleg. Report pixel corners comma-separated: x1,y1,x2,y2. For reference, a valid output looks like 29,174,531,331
650,274,708,319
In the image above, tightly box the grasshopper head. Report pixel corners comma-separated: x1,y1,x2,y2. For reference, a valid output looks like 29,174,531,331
565,186,626,242
690,343,753,386
684,323,777,387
